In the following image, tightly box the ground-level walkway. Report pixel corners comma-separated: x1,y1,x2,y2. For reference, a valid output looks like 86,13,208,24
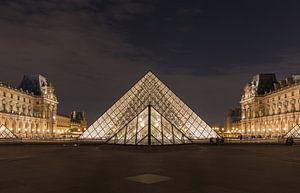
0,144,299,193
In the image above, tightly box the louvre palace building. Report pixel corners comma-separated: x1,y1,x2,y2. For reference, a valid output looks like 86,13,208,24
239,74,300,137
0,75,86,139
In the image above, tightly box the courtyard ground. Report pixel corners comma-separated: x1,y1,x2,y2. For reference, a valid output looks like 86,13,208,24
0,144,299,193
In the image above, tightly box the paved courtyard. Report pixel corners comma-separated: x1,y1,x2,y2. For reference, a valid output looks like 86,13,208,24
0,144,300,193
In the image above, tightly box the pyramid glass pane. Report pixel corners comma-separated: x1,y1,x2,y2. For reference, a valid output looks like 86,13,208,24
80,72,218,145
0,125,17,139
285,125,300,138
106,107,149,145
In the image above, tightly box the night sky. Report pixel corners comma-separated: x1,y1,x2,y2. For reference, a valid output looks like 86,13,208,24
0,0,300,125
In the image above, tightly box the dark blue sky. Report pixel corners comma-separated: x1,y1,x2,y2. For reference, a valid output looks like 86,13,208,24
0,0,300,125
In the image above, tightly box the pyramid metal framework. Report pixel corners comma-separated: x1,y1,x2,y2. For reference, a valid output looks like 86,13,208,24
0,124,17,139
80,72,218,145
285,125,300,138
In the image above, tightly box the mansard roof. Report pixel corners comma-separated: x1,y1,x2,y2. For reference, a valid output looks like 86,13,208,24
18,74,50,95
249,73,300,96
251,73,277,95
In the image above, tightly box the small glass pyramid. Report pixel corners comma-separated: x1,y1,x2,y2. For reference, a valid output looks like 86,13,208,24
80,72,218,145
285,125,300,138
0,124,17,139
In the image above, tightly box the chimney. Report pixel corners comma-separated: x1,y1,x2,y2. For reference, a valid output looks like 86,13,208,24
279,80,287,87
273,82,280,90
286,77,294,85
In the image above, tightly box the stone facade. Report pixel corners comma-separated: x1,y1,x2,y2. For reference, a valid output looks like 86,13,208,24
56,111,87,137
0,75,86,139
240,74,300,137
0,75,57,138
225,108,241,132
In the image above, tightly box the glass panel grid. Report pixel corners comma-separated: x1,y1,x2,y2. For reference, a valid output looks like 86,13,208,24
286,125,300,138
80,72,218,143
0,125,17,139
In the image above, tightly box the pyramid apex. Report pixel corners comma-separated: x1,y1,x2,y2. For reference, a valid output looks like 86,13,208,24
144,71,159,78
146,71,154,75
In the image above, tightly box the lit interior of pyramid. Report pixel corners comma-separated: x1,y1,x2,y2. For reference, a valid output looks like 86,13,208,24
0,125,17,139
105,106,193,145
285,125,300,138
80,72,218,145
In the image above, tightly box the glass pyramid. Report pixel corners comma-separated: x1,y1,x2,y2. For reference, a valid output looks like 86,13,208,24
80,72,218,145
285,125,300,138
0,124,17,139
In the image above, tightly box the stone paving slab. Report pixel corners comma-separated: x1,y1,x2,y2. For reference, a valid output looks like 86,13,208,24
0,145,299,193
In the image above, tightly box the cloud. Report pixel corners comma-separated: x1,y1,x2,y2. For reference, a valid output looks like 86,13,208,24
222,50,300,77
0,0,155,121
0,0,153,74
1,0,299,125
177,7,203,17
106,0,156,21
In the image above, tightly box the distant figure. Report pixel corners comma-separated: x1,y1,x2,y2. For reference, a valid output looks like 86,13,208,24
216,137,220,144
285,137,294,146
239,135,243,140
220,137,225,145
209,137,214,144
